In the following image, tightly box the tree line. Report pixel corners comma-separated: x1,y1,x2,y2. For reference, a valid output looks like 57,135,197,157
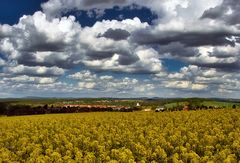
0,102,140,116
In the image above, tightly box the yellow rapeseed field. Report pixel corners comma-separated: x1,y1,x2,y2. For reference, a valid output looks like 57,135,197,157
0,110,240,162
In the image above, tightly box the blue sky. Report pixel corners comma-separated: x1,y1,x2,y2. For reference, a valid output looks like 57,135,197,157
0,0,239,98
0,0,47,25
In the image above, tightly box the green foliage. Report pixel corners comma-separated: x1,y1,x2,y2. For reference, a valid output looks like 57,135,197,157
0,110,240,162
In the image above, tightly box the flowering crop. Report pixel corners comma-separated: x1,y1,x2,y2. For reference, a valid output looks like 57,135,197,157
0,110,240,162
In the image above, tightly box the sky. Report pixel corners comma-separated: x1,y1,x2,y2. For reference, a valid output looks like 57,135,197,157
0,0,239,98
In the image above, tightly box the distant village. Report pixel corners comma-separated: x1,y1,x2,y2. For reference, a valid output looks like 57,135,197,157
0,100,238,116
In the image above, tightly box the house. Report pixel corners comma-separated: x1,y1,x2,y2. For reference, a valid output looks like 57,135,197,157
183,105,189,111
143,109,151,112
136,103,140,107
155,107,165,112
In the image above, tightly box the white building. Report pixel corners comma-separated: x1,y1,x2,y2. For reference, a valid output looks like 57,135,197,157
155,107,165,112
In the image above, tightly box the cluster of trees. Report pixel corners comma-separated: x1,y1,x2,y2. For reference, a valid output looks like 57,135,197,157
0,103,140,116
165,102,238,111
0,110,240,162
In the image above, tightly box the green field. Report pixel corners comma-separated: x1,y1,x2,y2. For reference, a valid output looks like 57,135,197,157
1,110,240,162
164,100,240,109
201,101,239,108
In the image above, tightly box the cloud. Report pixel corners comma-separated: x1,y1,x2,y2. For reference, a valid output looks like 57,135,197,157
41,0,220,21
162,64,240,95
68,70,97,81
99,75,114,80
82,0,127,7
0,58,5,66
1,13,154,74
100,28,130,41
16,51,76,69
0,11,166,84
156,43,199,57
82,47,165,75
0,12,83,70
3,75,57,84
78,82,96,89
165,80,208,90
41,0,130,17
68,70,156,94
41,0,146,18
185,45,240,72
0,24,12,38
13,12,80,52
75,17,162,73
201,0,240,25
132,26,240,47
4,65,65,77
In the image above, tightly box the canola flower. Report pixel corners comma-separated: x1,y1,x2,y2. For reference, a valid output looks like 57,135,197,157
0,110,240,162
